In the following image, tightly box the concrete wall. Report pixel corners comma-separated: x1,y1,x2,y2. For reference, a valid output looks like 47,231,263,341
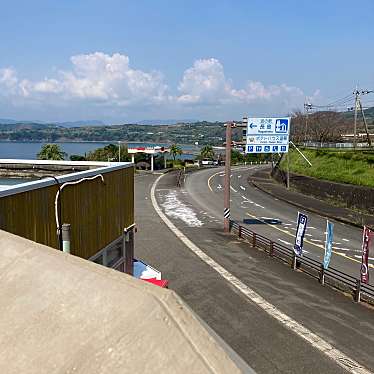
272,167,374,215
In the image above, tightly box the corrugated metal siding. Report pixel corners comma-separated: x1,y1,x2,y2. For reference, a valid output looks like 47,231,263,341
0,167,134,259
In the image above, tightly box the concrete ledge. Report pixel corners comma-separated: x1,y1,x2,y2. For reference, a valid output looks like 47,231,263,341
0,230,247,374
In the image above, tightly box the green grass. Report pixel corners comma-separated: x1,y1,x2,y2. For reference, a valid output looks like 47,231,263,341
280,149,374,187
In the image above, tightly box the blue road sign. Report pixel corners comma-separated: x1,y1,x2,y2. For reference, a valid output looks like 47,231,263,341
246,117,290,154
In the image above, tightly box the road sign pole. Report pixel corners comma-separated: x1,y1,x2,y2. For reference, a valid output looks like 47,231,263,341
287,151,290,189
224,122,232,233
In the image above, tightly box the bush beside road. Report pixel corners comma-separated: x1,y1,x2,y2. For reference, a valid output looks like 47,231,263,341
280,149,374,187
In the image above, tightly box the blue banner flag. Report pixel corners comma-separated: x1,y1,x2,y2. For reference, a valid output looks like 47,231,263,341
323,220,334,269
294,212,308,256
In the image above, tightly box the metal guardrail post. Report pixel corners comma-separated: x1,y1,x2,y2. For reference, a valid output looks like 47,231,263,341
319,264,325,285
124,224,135,276
269,241,274,257
355,279,361,303
238,225,242,239
292,254,297,270
252,233,256,248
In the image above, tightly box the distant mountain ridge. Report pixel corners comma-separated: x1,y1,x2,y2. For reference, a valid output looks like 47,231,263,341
138,119,198,125
0,118,198,127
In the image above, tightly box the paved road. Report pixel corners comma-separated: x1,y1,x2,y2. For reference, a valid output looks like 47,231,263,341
185,165,373,285
135,171,374,373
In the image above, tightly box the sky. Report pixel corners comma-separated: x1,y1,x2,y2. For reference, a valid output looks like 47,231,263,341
0,0,373,123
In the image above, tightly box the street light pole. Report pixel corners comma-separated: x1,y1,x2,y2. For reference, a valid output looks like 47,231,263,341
224,122,233,233
118,141,121,162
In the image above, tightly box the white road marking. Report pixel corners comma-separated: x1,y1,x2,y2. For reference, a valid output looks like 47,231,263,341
160,191,203,227
238,175,242,178
230,186,238,193
354,255,374,261
333,247,350,251
254,203,265,208
342,238,350,242
283,223,292,226
310,239,323,243
309,226,317,230
240,185,246,191
278,239,292,246
151,174,371,374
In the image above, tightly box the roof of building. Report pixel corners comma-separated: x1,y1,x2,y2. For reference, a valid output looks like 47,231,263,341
0,230,251,374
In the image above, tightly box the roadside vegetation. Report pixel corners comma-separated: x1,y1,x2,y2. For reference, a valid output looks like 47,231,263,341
37,144,67,160
281,149,374,187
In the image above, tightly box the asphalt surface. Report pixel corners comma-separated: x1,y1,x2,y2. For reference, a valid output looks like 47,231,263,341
188,166,373,285
134,171,374,373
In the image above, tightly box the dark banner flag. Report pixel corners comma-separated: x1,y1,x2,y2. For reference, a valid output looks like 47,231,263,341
360,226,373,284
294,212,308,256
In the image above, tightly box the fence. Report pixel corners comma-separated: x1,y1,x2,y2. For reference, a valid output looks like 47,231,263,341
230,220,374,304
302,142,371,149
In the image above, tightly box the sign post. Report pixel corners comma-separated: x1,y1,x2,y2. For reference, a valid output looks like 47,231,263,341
224,122,233,233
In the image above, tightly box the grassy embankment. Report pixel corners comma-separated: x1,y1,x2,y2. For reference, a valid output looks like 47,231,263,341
280,149,374,188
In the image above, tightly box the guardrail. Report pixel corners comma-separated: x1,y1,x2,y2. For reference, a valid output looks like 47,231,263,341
230,220,374,304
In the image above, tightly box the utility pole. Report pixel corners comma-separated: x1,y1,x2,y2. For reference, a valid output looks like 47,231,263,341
353,88,359,150
359,100,372,147
353,88,372,149
304,101,312,144
223,122,233,233
118,141,121,162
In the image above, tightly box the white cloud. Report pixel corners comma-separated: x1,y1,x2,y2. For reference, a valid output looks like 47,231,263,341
0,52,168,106
0,53,314,119
0,68,18,91
176,58,306,107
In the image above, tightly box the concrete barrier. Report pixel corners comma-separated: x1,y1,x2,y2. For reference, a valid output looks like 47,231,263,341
0,230,250,374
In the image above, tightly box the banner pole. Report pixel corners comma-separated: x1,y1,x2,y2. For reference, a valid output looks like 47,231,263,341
224,122,232,233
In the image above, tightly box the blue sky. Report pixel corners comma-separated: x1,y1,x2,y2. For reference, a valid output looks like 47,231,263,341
0,0,373,123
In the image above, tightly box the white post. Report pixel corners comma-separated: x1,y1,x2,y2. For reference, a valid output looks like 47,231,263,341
131,154,135,164
151,154,154,172
62,223,71,254
164,154,167,169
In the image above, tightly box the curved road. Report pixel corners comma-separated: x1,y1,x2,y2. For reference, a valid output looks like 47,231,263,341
185,165,372,284
135,171,374,373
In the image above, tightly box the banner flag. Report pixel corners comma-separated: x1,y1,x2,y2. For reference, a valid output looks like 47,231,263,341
360,226,373,284
294,212,308,256
323,220,334,269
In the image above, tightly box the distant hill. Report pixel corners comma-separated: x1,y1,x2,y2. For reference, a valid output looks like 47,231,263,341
0,119,105,127
342,106,374,122
55,120,106,128
138,119,198,125
0,118,26,125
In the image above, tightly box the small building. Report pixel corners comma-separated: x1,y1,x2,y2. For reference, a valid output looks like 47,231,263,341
0,159,134,271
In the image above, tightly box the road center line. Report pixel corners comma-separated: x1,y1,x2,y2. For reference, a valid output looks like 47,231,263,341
151,174,371,374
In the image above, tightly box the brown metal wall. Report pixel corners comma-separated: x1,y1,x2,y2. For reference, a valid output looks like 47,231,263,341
0,167,134,259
